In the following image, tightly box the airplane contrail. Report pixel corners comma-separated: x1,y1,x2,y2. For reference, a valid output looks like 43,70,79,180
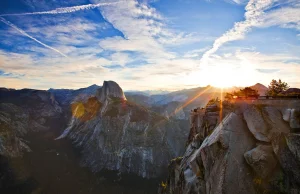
0,17,98,78
0,2,119,17
0,17,68,58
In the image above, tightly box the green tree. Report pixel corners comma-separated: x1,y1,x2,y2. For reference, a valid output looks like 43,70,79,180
240,87,259,97
232,87,259,98
224,92,233,100
266,79,289,96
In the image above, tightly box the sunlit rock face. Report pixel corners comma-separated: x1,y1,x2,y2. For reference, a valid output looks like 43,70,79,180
159,100,300,194
58,81,187,178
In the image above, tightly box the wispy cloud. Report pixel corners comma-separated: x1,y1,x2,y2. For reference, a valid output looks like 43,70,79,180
110,52,132,66
256,68,280,73
259,6,300,30
201,0,300,62
96,0,201,61
183,47,210,58
224,0,248,5
201,0,274,62
96,0,173,59
0,2,119,17
0,17,68,57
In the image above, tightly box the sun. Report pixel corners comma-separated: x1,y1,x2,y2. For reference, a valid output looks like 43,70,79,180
183,62,256,89
202,62,256,88
209,68,238,88
211,78,235,88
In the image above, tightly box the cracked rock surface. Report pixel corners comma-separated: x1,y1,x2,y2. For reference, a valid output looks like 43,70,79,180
159,100,300,194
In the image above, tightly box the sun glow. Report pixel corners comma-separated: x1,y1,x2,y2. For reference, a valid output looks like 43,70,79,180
206,65,241,88
194,60,257,88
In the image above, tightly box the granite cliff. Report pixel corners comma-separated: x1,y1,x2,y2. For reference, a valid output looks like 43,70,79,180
57,81,188,178
159,99,300,194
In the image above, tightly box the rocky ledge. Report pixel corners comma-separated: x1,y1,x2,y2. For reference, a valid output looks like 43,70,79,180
159,99,300,194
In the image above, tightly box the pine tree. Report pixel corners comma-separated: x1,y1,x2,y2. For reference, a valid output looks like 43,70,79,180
266,79,289,96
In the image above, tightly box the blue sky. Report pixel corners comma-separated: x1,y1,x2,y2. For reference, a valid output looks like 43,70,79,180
0,0,299,90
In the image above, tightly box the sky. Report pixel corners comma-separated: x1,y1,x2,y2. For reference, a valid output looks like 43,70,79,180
0,0,300,90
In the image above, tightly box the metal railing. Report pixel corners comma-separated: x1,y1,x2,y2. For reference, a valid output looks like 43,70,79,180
229,95,300,100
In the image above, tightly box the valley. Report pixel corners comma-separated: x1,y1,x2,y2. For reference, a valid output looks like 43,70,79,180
1,81,299,194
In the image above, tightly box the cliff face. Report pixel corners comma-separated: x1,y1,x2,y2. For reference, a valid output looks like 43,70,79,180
0,89,63,157
58,81,188,178
96,81,126,102
159,99,300,194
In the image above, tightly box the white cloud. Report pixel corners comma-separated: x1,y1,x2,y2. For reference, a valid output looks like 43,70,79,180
96,0,199,60
110,52,131,66
183,47,210,58
99,36,175,59
95,0,170,58
260,6,300,30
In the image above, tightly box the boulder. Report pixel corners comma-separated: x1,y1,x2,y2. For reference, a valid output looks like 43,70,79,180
264,107,290,140
282,108,291,122
243,105,269,142
244,144,277,178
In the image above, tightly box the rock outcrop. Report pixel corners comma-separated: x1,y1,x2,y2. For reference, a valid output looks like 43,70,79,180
159,99,300,194
96,81,126,102
58,81,188,178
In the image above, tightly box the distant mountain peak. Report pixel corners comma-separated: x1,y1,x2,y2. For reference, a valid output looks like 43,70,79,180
250,83,268,95
252,83,267,87
88,84,100,88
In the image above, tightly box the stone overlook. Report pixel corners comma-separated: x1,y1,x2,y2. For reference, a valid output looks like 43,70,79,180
159,99,300,194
